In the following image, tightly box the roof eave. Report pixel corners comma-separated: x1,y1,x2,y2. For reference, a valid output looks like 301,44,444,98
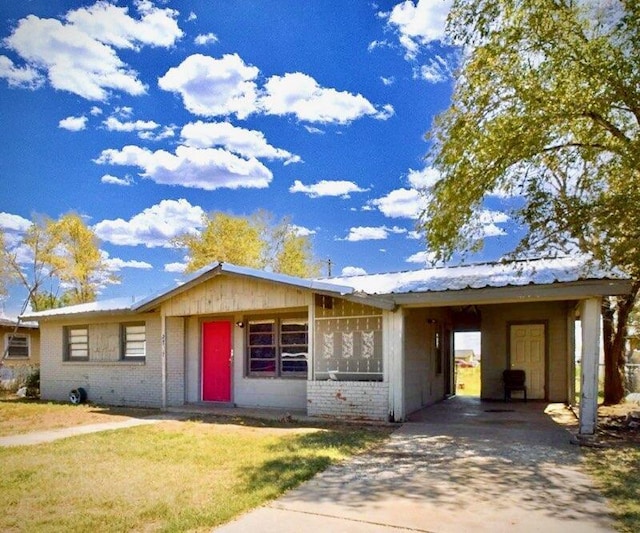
21,308,139,322
390,278,633,308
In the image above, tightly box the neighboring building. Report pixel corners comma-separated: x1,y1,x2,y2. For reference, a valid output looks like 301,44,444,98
0,315,40,387
22,257,631,435
454,349,476,366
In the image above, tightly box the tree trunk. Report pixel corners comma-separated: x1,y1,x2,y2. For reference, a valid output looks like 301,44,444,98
602,282,640,405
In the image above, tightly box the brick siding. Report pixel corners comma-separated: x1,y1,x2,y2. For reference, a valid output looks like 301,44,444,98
307,381,389,421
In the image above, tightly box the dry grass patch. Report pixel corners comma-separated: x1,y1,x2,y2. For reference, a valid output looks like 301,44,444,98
586,445,640,533
0,416,391,532
0,396,157,437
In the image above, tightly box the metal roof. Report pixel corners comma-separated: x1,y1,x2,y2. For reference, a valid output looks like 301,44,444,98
325,256,630,296
0,315,38,329
19,257,631,320
21,297,142,320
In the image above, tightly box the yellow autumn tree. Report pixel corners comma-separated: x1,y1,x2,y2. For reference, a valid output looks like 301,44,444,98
47,213,117,306
175,211,319,277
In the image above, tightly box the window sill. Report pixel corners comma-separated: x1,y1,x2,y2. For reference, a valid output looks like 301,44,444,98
245,374,307,380
63,360,146,366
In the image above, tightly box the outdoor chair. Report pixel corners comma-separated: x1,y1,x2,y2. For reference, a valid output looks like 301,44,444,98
503,369,527,402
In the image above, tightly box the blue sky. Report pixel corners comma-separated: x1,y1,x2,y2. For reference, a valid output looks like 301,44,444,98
0,1,517,314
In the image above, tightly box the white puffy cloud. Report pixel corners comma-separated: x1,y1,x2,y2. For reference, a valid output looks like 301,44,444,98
59,115,88,131
369,188,426,219
383,0,451,59
341,266,367,276
0,212,31,233
103,116,159,132
64,1,183,49
90,106,102,116
380,76,395,86
100,174,133,186
194,33,219,46
158,53,259,118
3,2,182,101
407,166,441,189
405,250,439,264
289,225,316,237
96,144,272,191
138,125,176,141
342,225,407,242
181,121,300,163
260,72,394,124
419,54,454,83
93,198,205,247
0,55,44,89
104,256,153,270
467,209,509,239
164,261,187,273
289,179,369,198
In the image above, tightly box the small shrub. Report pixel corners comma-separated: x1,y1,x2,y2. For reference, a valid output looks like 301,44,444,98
24,368,40,398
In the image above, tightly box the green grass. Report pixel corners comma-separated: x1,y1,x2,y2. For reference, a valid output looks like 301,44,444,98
0,397,156,436
0,415,391,532
456,365,481,396
585,446,640,533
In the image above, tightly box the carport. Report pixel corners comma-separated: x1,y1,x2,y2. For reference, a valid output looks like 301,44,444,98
330,257,632,435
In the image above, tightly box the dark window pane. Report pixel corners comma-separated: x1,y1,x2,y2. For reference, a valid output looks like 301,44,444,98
250,347,276,359
249,333,274,346
281,332,307,345
251,360,276,373
249,322,274,333
282,360,308,373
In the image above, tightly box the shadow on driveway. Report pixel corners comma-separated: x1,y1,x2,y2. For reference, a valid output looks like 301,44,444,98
217,397,613,532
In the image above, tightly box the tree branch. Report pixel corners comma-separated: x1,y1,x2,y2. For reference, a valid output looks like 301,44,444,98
584,111,632,145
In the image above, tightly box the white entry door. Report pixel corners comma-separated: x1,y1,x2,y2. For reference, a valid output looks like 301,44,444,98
509,324,546,399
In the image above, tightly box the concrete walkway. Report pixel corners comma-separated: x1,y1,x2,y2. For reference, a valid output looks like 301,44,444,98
0,415,167,447
216,397,614,533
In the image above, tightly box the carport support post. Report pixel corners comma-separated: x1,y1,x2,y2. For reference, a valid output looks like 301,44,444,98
578,297,601,435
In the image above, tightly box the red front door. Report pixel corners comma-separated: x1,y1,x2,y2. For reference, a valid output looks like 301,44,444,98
202,321,232,402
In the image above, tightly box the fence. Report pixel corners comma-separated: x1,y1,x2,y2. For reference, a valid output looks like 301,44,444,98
596,364,640,394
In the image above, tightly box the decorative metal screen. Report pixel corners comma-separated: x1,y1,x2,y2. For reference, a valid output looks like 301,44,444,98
314,297,383,381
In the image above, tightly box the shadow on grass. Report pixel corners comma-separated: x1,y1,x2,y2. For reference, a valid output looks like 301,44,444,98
0,395,158,419
242,454,334,495
239,426,391,497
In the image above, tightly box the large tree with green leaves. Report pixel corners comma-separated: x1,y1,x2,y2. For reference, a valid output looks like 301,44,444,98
175,211,320,277
421,0,640,403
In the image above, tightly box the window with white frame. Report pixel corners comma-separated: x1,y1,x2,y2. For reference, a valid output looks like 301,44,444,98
4,333,30,358
247,317,308,378
65,326,89,360
122,323,146,359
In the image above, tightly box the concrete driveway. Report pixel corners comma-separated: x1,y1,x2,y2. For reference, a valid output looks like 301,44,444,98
216,397,614,532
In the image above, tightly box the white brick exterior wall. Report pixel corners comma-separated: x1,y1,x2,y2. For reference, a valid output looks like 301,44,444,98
39,314,163,407
166,316,185,407
307,381,389,421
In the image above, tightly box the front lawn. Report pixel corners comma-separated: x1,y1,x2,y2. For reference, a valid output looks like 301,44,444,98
0,396,156,436
0,407,391,532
